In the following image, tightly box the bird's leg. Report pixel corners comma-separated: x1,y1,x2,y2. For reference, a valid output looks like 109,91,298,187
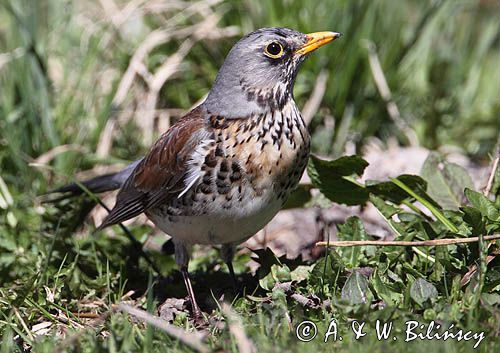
221,244,238,292
174,241,202,319
180,267,202,319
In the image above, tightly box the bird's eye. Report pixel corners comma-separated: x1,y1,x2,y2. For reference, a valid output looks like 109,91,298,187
264,42,284,58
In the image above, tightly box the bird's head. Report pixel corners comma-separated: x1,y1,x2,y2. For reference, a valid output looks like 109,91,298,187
204,27,342,118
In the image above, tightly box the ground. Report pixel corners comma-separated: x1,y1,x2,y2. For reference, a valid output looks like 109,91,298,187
1,0,499,352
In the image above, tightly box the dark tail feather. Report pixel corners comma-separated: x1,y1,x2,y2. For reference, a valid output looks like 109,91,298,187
51,172,123,195
43,159,163,275
45,159,142,201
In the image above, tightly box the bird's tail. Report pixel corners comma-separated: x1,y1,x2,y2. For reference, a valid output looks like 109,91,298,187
47,159,141,199
51,172,123,195
44,159,166,274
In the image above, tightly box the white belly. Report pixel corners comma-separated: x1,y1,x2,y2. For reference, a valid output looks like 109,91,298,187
149,191,282,245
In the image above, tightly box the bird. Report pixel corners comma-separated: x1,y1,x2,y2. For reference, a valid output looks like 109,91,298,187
52,27,341,318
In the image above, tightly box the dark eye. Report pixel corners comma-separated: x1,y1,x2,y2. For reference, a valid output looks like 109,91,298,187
264,42,284,58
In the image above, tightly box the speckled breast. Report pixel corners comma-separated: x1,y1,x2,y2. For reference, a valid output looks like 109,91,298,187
148,101,310,245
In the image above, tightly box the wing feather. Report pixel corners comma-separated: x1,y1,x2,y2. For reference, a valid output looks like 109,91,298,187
98,106,208,229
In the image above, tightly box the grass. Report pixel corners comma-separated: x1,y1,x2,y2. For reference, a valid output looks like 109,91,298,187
1,0,500,352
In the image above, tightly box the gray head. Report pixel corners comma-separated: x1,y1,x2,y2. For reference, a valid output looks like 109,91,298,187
204,27,341,118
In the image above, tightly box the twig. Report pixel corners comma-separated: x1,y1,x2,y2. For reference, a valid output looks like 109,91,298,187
71,312,101,319
112,0,149,29
461,253,498,287
53,311,112,353
302,70,329,125
96,117,118,158
221,304,256,353
98,16,238,155
140,39,195,144
33,144,88,165
145,0,223,15
138,12,236,144
112,17,238,108
316,234,500,247
98,0,121,28
0,47,26,71
13,307,34,343
118,303,209,353
483,146,499,196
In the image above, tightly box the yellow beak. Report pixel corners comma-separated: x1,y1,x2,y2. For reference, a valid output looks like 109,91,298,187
295,31,342,55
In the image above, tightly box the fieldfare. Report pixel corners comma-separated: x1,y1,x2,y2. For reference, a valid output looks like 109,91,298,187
53,27,341,318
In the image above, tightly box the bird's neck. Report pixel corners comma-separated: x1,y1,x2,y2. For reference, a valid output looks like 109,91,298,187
204,78,294,119
206,99,308,151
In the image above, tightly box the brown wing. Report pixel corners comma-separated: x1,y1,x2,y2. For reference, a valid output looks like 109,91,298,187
98,106,208,229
